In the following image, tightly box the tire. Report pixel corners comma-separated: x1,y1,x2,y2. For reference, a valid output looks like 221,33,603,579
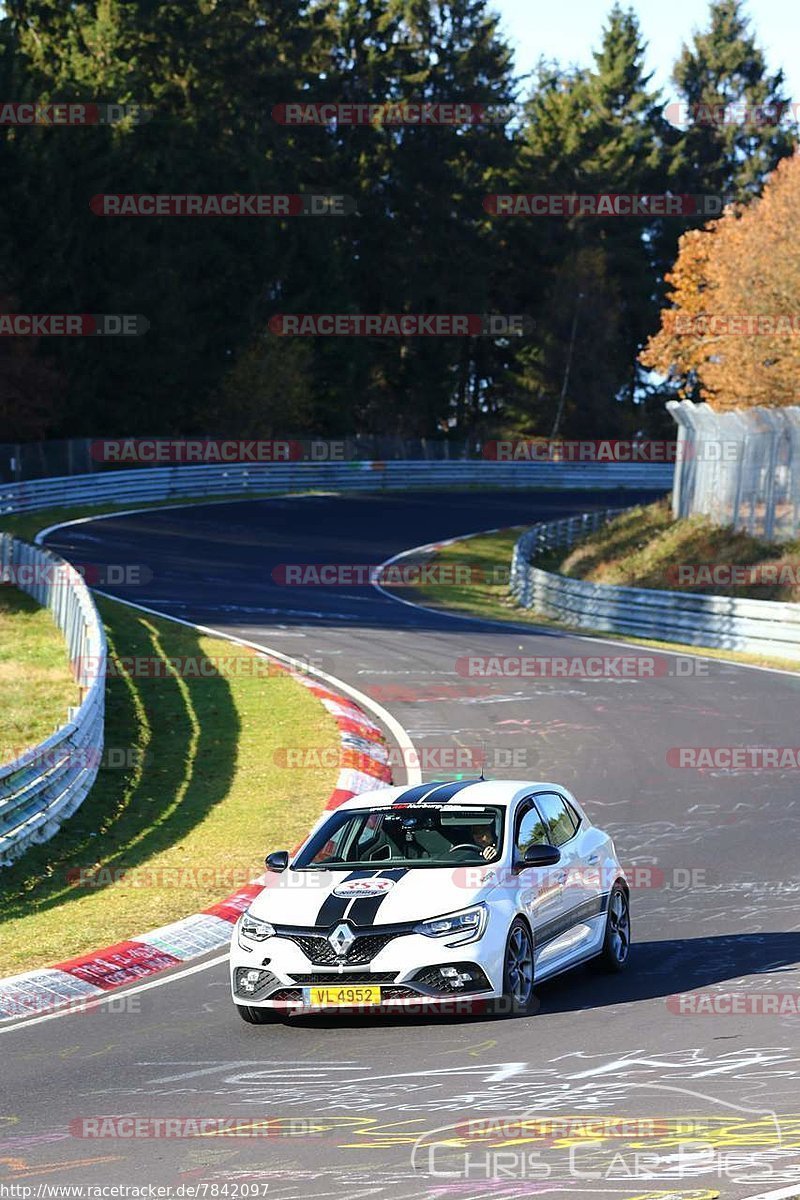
235,1003,281,1024
493,917,536,1017
596,883,630,972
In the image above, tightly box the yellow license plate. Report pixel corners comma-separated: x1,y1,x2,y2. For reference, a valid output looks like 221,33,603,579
303,985,382,1006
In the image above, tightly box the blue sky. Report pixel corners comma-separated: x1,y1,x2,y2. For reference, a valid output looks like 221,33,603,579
491,0,800,101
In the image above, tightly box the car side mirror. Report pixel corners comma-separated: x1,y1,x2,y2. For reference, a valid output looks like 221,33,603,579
265,850,289,873
518,843,561,869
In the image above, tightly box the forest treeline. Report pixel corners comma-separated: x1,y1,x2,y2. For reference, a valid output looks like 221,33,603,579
0,0,796,443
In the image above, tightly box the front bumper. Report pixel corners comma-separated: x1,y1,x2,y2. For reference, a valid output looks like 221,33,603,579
230,921,506,1012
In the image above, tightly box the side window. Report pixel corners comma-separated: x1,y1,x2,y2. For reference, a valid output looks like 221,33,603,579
515,802,549,856
564,798,582,833
535,793,578,847
352,812,382,850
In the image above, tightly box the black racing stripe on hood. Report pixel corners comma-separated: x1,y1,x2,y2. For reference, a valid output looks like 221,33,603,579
314,869,377,926
347,868,408,926
421,779,481,803
392,778,481,806
392,782,444,805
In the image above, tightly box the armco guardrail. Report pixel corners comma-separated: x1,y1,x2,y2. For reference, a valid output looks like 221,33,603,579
0,460,670,867
0,536,106,867
0,459,672,514
510,510,800,662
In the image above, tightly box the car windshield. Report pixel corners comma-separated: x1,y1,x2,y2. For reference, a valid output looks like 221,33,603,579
293,805,504,869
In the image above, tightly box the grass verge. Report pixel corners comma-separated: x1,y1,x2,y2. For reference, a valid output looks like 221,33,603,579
560,498,800,601
394,527,800,676
0,594,340,975
0,586,79,764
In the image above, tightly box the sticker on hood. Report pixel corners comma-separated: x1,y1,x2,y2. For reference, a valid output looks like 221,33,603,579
332,877,396,899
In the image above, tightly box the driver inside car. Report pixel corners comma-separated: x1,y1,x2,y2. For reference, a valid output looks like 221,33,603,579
469,821,498,859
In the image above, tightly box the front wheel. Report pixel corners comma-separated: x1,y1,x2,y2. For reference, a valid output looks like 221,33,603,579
493,918,536,1017
596,883,630,972
235,1003,282,1025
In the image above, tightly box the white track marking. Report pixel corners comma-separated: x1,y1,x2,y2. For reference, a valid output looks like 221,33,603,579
15,498,800,1191
739,1187,800,1200
372,528,800,680
88,591,420,782
2,500,420,1024
37,506,420,782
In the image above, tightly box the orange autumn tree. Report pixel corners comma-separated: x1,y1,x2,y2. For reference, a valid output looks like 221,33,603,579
641,151,800,409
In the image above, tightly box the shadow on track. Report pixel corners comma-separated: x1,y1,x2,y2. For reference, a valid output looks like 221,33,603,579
246,932,800,1031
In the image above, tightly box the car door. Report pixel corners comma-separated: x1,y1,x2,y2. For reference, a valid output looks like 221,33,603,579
554,789,611,922
534,790,602,937
513,796,570,942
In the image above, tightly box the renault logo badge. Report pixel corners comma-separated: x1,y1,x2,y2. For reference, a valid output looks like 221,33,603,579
328,922,356,957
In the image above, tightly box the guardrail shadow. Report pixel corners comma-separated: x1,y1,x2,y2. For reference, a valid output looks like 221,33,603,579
0,603,240,925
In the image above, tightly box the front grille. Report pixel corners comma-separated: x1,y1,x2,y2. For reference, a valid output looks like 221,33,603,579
287,971,398,985
270,989,303,1002
275,927,407,966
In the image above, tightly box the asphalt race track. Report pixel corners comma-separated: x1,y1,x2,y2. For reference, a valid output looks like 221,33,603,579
4,488,800,1200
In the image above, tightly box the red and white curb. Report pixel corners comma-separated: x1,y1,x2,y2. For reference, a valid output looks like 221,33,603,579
0,665,391,1022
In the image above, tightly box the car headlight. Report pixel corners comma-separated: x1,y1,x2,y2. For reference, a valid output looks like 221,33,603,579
415,904,487,944
237,912,276,950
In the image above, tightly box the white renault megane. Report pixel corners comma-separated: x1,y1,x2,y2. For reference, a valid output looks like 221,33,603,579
230,778,630,1022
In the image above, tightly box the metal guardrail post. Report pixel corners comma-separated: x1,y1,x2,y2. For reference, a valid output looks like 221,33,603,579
667,400,696,520
786,410,800,539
